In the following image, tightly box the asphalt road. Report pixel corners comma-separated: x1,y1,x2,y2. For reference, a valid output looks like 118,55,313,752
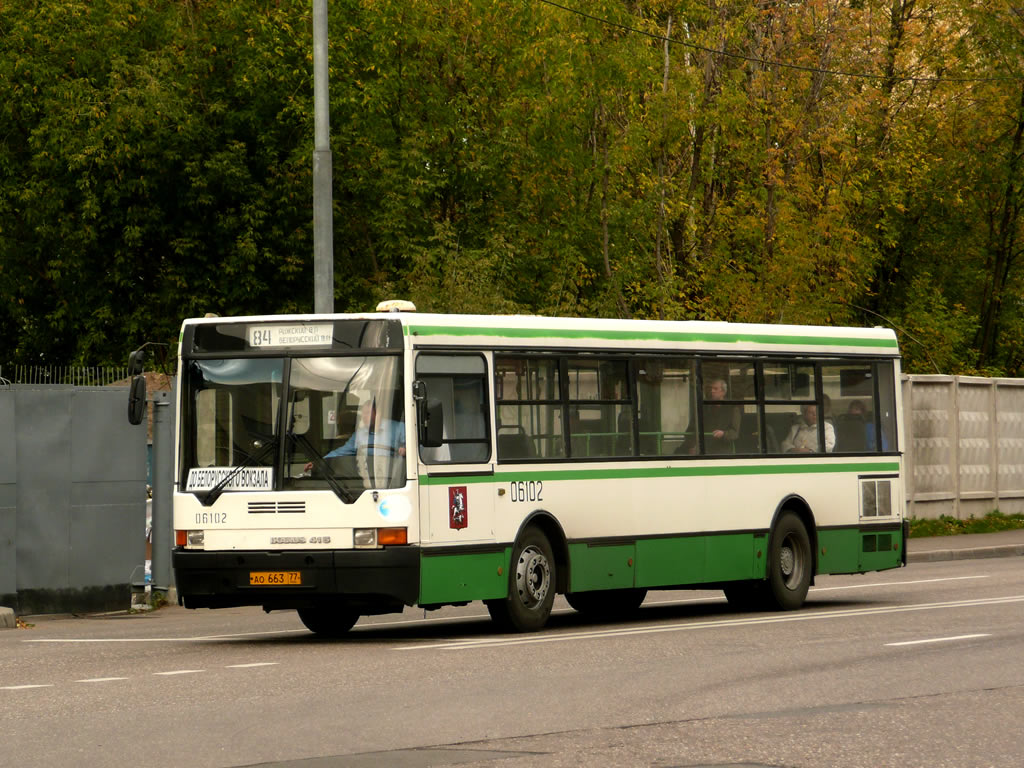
3,556,1023,768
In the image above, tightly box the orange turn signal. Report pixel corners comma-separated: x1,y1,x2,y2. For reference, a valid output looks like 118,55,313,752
175,530,187,547
377,527,408,546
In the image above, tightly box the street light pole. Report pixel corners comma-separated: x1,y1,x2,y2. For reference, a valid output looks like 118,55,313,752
312,0,334,314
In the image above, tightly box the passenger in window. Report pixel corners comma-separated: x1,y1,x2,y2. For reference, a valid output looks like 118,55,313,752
703,378,740,454
847,399,888,451
847,399,866,420
327,398,405,458
781,403,835,454
305,397,405,473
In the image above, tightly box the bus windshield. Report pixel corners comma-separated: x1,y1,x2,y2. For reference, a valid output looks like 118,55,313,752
182,355,406,498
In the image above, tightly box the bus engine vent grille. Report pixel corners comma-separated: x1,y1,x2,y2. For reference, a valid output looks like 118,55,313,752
247,502,306,514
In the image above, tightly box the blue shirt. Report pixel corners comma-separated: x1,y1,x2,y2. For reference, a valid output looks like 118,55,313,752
325,419,406,458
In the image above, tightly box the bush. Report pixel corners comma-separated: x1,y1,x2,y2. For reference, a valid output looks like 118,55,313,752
908,511,1024,538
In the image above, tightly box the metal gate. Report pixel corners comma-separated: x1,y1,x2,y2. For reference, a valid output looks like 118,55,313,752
0,387,146,614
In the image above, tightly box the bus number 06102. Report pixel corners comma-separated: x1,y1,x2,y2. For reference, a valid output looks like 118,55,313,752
509,480,543,503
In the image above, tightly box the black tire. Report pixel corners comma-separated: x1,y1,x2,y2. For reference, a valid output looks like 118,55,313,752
566,588,647,618
486,527,556,632
723,580,764,611
297,604,359,637
763,511,812,610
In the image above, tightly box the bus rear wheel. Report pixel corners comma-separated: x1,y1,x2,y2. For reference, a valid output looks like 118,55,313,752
486,527,556,633
297,604,359,637
566,588,647,618
764,511,811,610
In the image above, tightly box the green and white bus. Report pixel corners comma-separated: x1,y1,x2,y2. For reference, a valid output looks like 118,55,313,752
172,304,906,634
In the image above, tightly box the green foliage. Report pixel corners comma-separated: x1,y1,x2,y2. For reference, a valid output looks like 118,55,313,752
892,272,979,375
1,0,1022,373
909,512,1024,538
0,0,316,364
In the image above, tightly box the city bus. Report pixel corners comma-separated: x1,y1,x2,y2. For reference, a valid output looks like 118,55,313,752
171,303,906,635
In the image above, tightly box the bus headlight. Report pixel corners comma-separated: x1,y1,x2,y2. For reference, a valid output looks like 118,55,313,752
175,530,205,549
353,528,377,548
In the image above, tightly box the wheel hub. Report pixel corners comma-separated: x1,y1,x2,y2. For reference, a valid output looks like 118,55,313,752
780,544,794,577
516,545,550,608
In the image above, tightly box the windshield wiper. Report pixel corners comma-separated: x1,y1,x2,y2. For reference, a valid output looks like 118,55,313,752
198,437,279,507
290,432,357,504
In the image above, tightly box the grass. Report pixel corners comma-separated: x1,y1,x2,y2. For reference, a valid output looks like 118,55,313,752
908,511,1024,538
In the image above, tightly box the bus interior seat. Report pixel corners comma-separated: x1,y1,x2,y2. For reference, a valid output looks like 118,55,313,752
835,413,867,452
497,430,534,460
736,413,761,453
765,412,796,449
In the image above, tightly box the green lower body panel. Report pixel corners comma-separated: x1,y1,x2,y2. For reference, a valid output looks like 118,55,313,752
818,526,903,575
419,548,510,605
568,542,637,591
415,524,903,607
858,528,904,572
704,533,765,583
635,537,704,587
572,532,767,591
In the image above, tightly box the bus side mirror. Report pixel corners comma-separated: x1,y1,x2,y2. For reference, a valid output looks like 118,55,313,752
128,349,146,376
413,380,443,448
128,375,147,425
418,398,444,448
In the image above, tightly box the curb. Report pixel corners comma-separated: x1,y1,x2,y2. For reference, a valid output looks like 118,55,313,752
908,544,1024,564
0,606,14,630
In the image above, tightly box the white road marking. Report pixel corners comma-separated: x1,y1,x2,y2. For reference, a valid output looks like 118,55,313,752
24,629,306,644
885,634,991,647
13,575,1001,645
810,575,989,593
640,575,990,607
368,576,993,627
1,684,54,690
4,664,279,692
394,595,1024,651
25,638,192,643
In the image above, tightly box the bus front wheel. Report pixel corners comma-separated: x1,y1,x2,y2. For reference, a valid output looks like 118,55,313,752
486,527,556,632
297,604,359,637
764,511,811,610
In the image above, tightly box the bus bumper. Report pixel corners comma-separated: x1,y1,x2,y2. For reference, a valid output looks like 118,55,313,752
172,547,420,611
901,519,910,566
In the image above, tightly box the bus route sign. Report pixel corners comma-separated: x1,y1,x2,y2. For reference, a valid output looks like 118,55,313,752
249,323,333,348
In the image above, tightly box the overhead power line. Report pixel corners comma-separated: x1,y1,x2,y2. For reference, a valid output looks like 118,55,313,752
538,0,1024,84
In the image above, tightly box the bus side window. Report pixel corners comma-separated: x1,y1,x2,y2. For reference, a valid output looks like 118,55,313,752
822,362,894,453
415,354,490,464
495,355,566,461
566,358,633,458
874,363,897,452
637,358,696,457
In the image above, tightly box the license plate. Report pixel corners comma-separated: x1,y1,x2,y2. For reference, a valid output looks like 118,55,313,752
249,571,301,586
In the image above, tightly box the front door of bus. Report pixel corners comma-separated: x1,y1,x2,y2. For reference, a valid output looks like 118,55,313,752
413,353,496,545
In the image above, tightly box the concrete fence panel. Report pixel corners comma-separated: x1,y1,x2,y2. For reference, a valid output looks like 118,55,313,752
905,375,1024,519
996,381,1024,500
